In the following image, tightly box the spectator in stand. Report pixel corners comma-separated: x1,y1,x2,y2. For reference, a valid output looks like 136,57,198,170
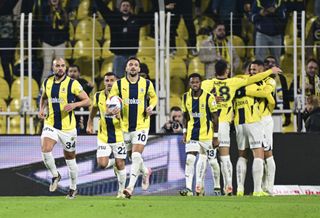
264,55,291,126
95,0,155,78
161,106,183,133
306,16,320,61
289,58,320,98
304,96,320,132
67,64,93,134
163,0,198,56
199,22,240,79
0,0,18,84
116,0,144,13
34,0,69,83
250,0,286,63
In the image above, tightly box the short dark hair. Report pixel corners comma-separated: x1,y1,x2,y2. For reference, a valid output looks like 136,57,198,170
104,72,116,77
213,21,225,30
120,0,132,7
264,55,277,64
188,73,202,81
126,56,140,66
215,60,228,76
306,58,319,66
68,64,80,73
251,60,264,66
170,106,182,112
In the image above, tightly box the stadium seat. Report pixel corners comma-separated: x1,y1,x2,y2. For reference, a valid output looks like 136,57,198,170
227,35,246,60
100,60,113,78
175,37,188,58
76,0,91,20
194,16,215,35
138,36,155,57
137,56,155,80
284,35,301,56
0,58,4,78
188,57,205,77
170,76,186,96
177,18,189,41
0,98,7,134
10,77,39,99
74,58,100,78
73,40,101,60
9,98,37,112
170,94,182,109
0,77,10,100
103,24,111,40
69,22,75,41
169,56,187,79
75,18,103,41
101,40,114,60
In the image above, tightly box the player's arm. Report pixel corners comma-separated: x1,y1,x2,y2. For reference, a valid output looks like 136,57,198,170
246,85,269,98
146,81,158,116
38,85,48,120
86,93,99,134
65,81,91,112
181,93,189,144
264,78,276,112
209,94,219,147
246,66,282,85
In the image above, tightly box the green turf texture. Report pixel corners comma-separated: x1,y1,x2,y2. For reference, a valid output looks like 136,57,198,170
0,196,319,218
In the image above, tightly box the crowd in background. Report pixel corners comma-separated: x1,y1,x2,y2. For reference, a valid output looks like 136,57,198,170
0,0,320,133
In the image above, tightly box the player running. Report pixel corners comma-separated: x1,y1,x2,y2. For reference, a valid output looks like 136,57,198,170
38,58,90,199
109,57,158,198
86,72,127,198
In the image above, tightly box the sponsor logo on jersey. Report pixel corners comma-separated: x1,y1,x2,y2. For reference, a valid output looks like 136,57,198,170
191,112,202,118
43,127,54,132
124,98,140,105
49,97,64,104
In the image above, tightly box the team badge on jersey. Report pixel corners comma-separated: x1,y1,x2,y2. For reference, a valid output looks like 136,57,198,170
61,87,66,93
140,88,144,93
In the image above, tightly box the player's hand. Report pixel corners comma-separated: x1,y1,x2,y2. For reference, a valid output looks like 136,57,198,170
212,137,220,148
215,95,224,103
271,66,282,75
87,81,94,88
165,3,176,10
182,133,187,144
145,106,154,116
64,103,75,112
38,109,46,120
86,123,93,134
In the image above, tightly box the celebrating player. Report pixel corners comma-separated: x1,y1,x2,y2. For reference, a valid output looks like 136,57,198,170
179,73,219,196
86,72,127,198
202,60,281,195
38,58,90,199
109,57,158,198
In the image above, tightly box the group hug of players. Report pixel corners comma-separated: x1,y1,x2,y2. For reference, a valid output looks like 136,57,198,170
39,56,281,199
180,59,281,197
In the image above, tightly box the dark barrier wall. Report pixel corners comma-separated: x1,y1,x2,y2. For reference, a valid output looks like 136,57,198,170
0,133,319,196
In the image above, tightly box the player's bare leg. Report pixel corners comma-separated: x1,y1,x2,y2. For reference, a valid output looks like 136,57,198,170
41,137,61,192
124,144,145,198
97,157,115,169
64,150,78,199
252,148,265,196
236,150,248,196
219,146,233,195
115,158,126,198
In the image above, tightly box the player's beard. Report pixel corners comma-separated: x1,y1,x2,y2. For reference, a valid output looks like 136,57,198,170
129,71,138,77
54,71,65,79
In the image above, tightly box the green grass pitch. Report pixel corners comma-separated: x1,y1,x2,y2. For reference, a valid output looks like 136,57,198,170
0,196,319,218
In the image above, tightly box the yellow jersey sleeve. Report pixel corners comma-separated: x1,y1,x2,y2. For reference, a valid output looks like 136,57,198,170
246,84,269,98
202,80,214,93
93,92,99,107
246,69,273,85
71,80,84,96
147,81,158,108
209,94,218,112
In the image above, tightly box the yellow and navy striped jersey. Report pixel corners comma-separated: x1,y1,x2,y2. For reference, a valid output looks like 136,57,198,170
42,75,83,131
202,69,273,123
109,76,158,132
259,77,276,117
93,91,123,143
233,84,262,126
181,89,218,141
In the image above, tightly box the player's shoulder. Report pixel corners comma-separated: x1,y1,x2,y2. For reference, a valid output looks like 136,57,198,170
264,77,276,86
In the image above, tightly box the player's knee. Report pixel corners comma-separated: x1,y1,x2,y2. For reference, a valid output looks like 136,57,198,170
115,159,125,170
64,150,76,160
97,158,109,168
186,154,196,166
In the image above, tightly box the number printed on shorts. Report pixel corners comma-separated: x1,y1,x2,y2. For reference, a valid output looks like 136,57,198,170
219,86,230,101
137,133,146,142
207,149,216,159
66,141,76,149
117,146,127,155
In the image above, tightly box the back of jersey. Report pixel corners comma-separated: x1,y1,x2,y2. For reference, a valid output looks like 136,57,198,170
205,77,247,123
